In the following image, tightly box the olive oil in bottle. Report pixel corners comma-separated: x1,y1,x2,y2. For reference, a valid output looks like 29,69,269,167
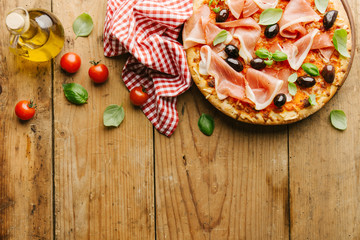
5,7,65,62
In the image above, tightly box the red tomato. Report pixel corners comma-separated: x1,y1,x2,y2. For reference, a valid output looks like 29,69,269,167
15,100,36,120
60,52,81,73
130,86,149,106
88,61,109,83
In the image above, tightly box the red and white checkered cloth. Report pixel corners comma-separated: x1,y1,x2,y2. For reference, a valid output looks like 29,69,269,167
103,0,193,136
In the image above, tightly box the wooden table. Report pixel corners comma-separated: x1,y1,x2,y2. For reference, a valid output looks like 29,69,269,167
0,0,359,239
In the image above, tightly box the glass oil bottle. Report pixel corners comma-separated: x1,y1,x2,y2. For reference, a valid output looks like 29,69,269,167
5,7,65,62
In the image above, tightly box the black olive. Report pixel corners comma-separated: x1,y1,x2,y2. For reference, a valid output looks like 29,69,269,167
273,93,287,108
225,44,239,58
321,64,335,83
264,24,279,38
296,76,316,88
250,58,266,70
323,10,338,30
216,9,229,22
226,58,243,72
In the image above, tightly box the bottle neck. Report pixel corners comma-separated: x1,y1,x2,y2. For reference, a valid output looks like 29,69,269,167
6,7,30,35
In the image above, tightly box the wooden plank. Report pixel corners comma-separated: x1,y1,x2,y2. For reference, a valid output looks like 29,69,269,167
52,1,154,239
0,1,53,239
155,86,289,239
289,0,360,238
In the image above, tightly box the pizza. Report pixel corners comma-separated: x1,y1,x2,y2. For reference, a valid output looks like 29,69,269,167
183,0,353,124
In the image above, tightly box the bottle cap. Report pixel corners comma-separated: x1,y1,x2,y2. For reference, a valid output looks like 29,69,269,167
6,12,25,30
6,8,30,34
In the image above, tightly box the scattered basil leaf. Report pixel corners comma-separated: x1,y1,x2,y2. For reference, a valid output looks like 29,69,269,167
62,83,88,105
288,73,297,83
264,60,274,66
333,29,350,58
302,63,320,76
213,30,228,46
308,94,317,106
209,0,214,6
255,49,272,59
258,8,283,26
73,13,93,38
198,113,214,136
272,51,288,61
315,0,329,14
288,82,297,96
213,7,221,13
330,110,347,130
103,105,125,127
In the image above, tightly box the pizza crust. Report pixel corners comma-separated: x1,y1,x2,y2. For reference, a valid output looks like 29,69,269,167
186,0,353,125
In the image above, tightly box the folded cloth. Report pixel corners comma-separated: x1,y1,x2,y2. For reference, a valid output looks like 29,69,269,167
103,0,193,136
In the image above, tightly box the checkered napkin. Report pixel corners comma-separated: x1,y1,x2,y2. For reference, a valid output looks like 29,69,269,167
103,0,193,136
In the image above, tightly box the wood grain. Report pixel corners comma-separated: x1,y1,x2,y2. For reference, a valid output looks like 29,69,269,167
155,87,289,239
1,0,359,239
289,0,360,239
0,0,53,239
52,1,154,239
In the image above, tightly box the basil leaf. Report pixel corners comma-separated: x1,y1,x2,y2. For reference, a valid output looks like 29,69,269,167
62,83,88,105
302,63,320,76
73,13,93,38
213,30,228,46
315,0,329,14
213,7,221,13
272,51,287,61
255,49,272,59
198,113,214,136
103,105,125,127
330,110,347,130
288,73,297,83
333,29,350,58
209,0,214,6
308,94,317,106
264,60,274,66
288,82,297,96
258,8,283,26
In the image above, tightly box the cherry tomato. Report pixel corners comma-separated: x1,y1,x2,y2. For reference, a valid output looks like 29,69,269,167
130,86,149,106
88,60,109,83
15,100,36,120
60,52,81,73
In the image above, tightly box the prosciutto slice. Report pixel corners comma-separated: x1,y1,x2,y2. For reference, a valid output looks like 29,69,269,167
281,29,319,70
311,32,334,62
217,18,260,64
279,0,320,38
183,5,210,49
243,0,260,17
225,0,245,19
245,69,284,110
199,45,247,100
253,0,278,9
200,46,284,110
263,68,293,101
204,22,233,46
